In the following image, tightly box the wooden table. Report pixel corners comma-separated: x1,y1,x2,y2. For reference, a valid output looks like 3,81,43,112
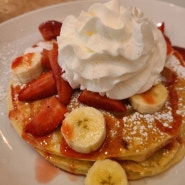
1,0,185,23
0,0,76,23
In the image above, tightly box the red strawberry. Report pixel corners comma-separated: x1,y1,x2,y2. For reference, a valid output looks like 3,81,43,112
157,22,165,33
164,35,173,55
49,43,73,105
173,46,185,62
25,96,67,136
157,22,173,55
41,49,52,70
18,71,57,101
39,20,62,41
78,89,126,113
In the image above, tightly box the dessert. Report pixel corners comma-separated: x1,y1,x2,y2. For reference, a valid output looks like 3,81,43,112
8,0,185,184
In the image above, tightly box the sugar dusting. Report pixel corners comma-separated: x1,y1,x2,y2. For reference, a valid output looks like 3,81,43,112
123,101,173,142
166,54,185,79
121,54,185,153
0,40,23,115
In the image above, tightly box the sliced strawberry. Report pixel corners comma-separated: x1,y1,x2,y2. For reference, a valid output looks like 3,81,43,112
18,71,57,101
49,43,73,105
173,49,185,67
173,46,185,66
173,46,185,60
78,89,126,113
25,96,67,136
41,49,52,70
157,22,165,33
158,22,185,63
164,35,173,55
157,22,173,55
39,20,62,41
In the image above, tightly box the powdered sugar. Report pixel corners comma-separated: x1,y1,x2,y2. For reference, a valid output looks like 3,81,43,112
165,54,185,79
0,40,23,115
122,99,177,153
121,52,185,152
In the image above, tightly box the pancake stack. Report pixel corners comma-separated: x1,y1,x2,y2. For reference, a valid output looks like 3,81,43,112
8,61,185,180
7,2,185,181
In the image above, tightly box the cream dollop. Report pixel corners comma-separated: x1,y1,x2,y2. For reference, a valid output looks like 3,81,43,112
57,0,166,99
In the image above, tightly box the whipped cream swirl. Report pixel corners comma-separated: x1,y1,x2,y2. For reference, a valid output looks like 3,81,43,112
57,0,166,99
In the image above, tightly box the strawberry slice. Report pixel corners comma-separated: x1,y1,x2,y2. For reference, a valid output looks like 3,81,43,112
78,89,126,113
49,43,73,105
39,20,62,41
25,96,67,136
157,22,173,55
164,35,173,55
157,22,165,33
18,71,57,101
173,46,185,60
41,49,52,70
173,46,185,66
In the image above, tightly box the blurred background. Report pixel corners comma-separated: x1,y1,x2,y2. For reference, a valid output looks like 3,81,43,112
0,0,76,22
0,0,185,23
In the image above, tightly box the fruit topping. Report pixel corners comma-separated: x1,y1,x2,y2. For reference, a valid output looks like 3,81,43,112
85,159,128,185
61,106,106,153
78,89,126,113
11,53,43,83
18,71,57,101
49,43,73,105
130,83,168,114
39,20,62,41
25,96,67,136
41,48,52,70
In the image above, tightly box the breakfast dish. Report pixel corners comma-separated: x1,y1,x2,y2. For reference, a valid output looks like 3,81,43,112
8,0,185,182
1,0,185,185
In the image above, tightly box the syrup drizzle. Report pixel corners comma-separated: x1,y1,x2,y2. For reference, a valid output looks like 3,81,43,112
35,156,59,183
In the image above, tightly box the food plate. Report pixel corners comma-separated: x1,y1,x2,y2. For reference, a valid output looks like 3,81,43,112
1,0,185,184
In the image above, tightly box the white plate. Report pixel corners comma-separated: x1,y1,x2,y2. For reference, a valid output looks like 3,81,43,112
1,0,185,184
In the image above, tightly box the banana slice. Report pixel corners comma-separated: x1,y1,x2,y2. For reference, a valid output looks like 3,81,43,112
85,159,128,185
130,83,168,114
11,52,43,83
61,106,106,154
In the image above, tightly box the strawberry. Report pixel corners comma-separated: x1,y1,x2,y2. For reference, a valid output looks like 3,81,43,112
49,43,73,105
41,49,52,70
39,20,62,41
78,89,126,113
157,22,165,33
158,23,185,64
173,46,185,66
157,22,173,55
164,35,173,55
18,71,57,101
25,96,67,136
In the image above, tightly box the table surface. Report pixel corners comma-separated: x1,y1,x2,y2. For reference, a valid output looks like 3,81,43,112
0,0,185,23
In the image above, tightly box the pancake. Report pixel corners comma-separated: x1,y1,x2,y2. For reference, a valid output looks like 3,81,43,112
36,134,185,180
35,122,185,180
7,14,185,181
8,59,185,181
8,66,185,161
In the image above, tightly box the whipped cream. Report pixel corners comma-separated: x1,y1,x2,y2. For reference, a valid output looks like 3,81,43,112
57,0,167,100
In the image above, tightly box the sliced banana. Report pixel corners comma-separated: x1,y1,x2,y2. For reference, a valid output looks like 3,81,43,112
85,159,128,185
61,106,106,154
130,83,168,114
11,52,43,84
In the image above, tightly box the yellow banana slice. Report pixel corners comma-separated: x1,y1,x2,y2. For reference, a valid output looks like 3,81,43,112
61,106,106,154
130,83,168,114
85,159,128,185
11,52,43,83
